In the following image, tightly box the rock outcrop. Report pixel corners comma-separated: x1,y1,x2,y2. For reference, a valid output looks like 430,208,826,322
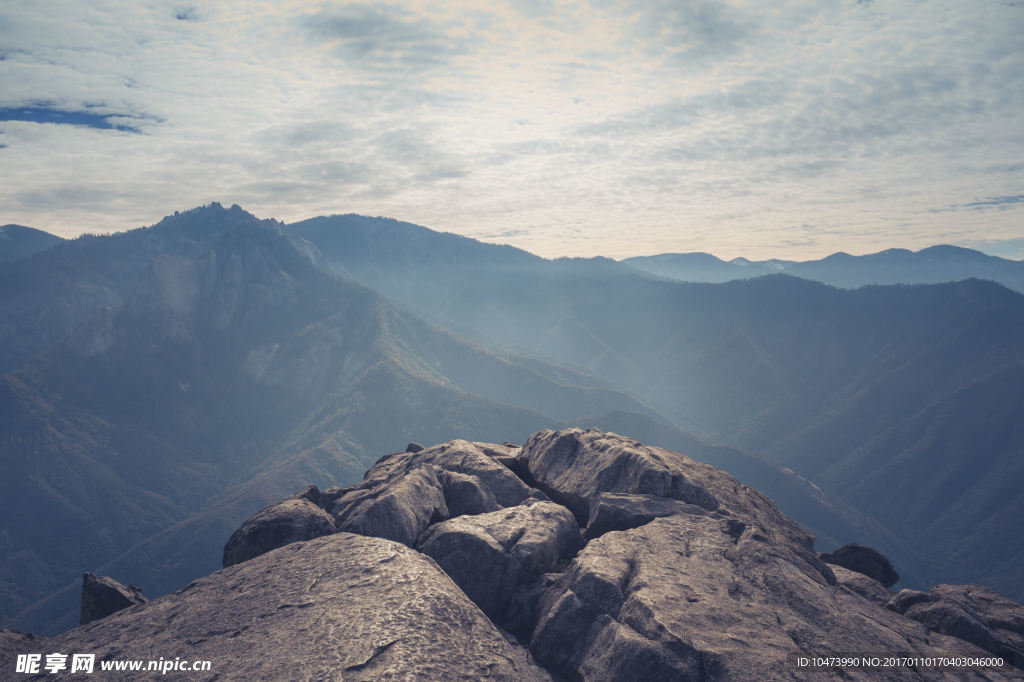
222,486,338,567
79,573,147,625
888,585,1024,666
417,499,583,630
328,440,543,548
12,535,548,681
820,543,900,587
5,428,1022,681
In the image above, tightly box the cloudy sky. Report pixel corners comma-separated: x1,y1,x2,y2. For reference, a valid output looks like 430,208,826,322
1,0,1022,259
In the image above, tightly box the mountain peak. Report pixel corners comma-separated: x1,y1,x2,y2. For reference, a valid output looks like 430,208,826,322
15,429,1022,680
0,224,65,263
147,203,282,243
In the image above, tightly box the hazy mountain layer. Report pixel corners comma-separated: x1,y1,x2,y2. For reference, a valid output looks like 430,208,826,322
2,205,861,636
0,225,63,264
4,205,1021,637
624,245,1024,293
293,214,1024,600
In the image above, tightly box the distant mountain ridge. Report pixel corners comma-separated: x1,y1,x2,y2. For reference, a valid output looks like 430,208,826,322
3,204,1023,638
290,213,1024,603
2,204,868,637
623,245,1024,292
0,224,63,263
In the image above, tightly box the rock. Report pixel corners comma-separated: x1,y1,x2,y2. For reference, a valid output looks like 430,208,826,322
405,442,424,453
54,430,1024,680
888,588,937,614
829,564,893,606
584,492,719,540
519,428,718,516
0,629,38,667
441,470,500,517
529,513,1001,680
519,428,833,584
332,465,449,547
329,440,544,547
417,500,583,632
889,584,1024,664
903,599,1005,655
222,491,338,567
80,573,147,625
16,534,549,681
819,543,899,587
930,585,1024,653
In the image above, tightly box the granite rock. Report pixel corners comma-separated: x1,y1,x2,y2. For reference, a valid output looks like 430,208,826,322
79,573,147,625
222,489,338,567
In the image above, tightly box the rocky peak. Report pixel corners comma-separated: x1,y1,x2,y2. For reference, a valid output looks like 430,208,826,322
7,429,1023,680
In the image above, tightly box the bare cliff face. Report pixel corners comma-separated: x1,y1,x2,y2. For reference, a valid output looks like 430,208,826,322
5,429,1022,680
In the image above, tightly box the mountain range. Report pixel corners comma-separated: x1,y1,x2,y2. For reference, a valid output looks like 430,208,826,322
623,245,1024,293
2,204,1022,637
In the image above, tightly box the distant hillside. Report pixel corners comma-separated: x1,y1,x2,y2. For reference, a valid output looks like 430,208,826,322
292,214,1024,601
3,205,865,636
624,245,1024,292
0,224,63,263
5,206,1022,636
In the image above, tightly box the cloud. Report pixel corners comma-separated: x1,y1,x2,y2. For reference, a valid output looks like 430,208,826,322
299,3,473,76
963,194,1024,210
0,0,1021,260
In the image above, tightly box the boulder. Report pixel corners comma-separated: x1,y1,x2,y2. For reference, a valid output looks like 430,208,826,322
329,440,545,547
332,466,449,547
519,428,832,583
888,588,936,614
18,534,550,681
902,598,1005,655
222,491,337,567
819,543,899,587
417,500,583,630
80,573,147,625
120,431,1024,680
829,564,893,606
929,584,1024,654
529,514,999,680
889,584,1024,664
441,470,501,518
405,442,424,453
584,492,719,539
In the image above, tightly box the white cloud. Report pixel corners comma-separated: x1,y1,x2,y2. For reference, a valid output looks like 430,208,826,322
0,0,1022,259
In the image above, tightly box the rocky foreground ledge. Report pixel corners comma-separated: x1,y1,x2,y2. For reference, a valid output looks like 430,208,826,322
4,428,1023,680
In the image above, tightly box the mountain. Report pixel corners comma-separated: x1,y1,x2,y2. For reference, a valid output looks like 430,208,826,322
620,251,792,283
5,429,1021,680
624,245,1024,293
3,204,855,637
4,205,1022,638
0,225,63,263
291,215,1024,601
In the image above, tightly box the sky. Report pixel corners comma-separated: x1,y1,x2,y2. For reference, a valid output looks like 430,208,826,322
0,0,1022,260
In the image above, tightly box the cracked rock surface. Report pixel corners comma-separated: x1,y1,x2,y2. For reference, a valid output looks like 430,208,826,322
11,534,550,681
7,428,1024,680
